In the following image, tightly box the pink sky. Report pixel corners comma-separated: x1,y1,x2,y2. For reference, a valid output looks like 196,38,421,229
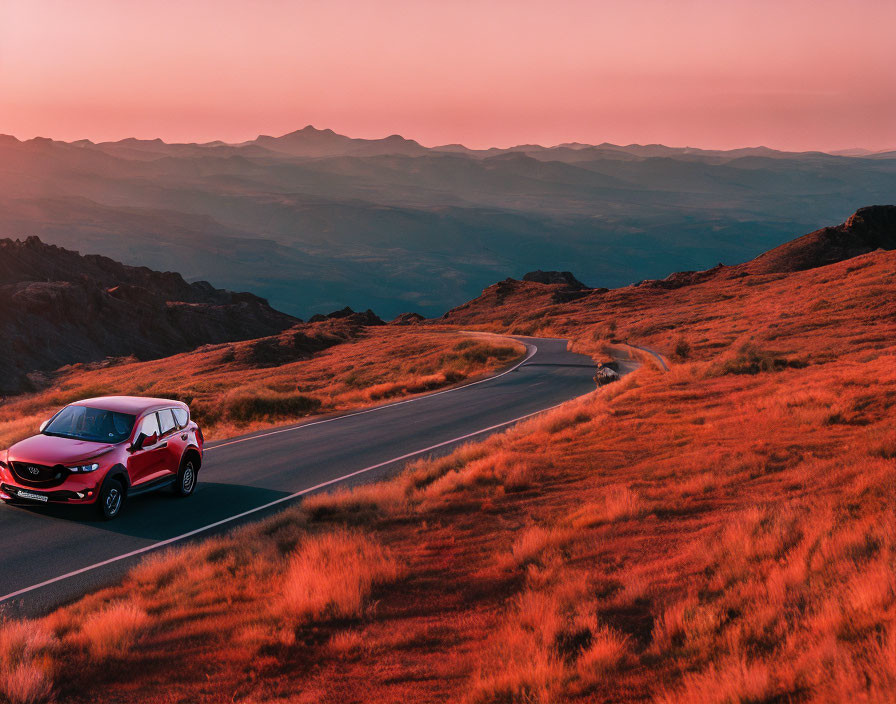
1,0,894,151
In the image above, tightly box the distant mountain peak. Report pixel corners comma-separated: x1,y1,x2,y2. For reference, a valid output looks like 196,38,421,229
249,126,427,158
269,125,344,140
433,143,472,151
116,137,165,145
294,125,336,135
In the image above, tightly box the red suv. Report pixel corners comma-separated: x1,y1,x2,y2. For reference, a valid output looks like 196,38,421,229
0,396,203,520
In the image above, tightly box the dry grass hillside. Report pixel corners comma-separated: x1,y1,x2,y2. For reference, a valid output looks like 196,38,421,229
0,323,524,448
445,244,893,368
0,247,894,703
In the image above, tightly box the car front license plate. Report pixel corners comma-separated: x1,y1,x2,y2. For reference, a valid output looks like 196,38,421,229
17,490,48,503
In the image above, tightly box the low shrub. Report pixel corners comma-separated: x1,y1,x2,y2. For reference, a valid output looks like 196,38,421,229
79,602,149,660
570,486,643,527
0,620,56,704
0,663,53,704
715,342,807,375
449,342,520,366
280,529,404,622
502,525,575,570
223,389,321,422
575,626,629,682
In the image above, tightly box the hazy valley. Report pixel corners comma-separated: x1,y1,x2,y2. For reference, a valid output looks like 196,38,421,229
2,127,895,318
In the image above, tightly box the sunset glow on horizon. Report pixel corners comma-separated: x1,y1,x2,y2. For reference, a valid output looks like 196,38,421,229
1,0,894,151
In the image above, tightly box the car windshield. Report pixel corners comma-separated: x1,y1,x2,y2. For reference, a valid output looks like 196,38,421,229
43,405,136,443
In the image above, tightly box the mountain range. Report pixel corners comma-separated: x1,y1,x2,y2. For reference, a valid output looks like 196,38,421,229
1,206,892,397
1,127,895,318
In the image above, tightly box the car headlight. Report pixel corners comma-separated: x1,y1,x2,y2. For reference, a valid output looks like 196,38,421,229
68,463,100,473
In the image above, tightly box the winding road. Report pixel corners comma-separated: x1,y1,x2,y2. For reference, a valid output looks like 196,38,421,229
0,336,632,617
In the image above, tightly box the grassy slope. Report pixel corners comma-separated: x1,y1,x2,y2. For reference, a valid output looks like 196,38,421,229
1,251,894,704
0,324,525,447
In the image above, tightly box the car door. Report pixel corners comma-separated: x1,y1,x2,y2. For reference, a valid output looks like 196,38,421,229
128,412,166,486
156,408,184,476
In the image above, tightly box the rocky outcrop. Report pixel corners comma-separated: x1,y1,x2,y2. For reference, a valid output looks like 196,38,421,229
637,263,730,290
739,205,896,275
0,236,271,306
0,237,298,394
229,322,358,368
391,312,426,325
522,270,589,290
637,206,896,290
308,307,385,326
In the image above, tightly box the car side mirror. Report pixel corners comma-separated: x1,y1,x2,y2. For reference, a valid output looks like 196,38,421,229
132,432,157,451
39,420,49,432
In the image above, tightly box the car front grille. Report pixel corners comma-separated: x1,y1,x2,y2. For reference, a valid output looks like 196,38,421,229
11,462,69,488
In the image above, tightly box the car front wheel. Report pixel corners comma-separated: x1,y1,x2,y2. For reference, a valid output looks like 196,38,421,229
97,479,125,520
174,457,197,497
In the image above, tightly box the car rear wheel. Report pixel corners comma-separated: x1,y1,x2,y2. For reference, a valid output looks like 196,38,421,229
97,479,125,520
174,457,197,497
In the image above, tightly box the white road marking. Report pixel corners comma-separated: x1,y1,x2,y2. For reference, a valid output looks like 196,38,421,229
0,397,565,605
206,337,537,452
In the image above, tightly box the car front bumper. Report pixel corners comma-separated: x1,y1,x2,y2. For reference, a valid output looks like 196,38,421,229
1,482,97,505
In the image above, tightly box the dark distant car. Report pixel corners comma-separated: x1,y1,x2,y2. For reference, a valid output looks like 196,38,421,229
0,397,203,520
594,363,621,387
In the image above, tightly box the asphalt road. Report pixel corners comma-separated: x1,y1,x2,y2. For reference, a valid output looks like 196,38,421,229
0,335,608,617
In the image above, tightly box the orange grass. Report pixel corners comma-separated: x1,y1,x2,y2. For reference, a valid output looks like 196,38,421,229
280,529,405,621
78,603,149,660
0,621,55,704
0,250,894,703
0,327,524,446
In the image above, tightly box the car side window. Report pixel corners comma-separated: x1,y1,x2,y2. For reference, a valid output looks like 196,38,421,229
136,413,160,440
172,407,189,429
158,409,177,436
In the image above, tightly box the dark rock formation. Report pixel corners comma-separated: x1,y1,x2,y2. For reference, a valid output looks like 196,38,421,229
308,307,384,326
0,236,298,394
637,263,730,290
637,206,896,290
522,270,589,290
230,324,355,368
391,312,426,325
740,205,896,275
